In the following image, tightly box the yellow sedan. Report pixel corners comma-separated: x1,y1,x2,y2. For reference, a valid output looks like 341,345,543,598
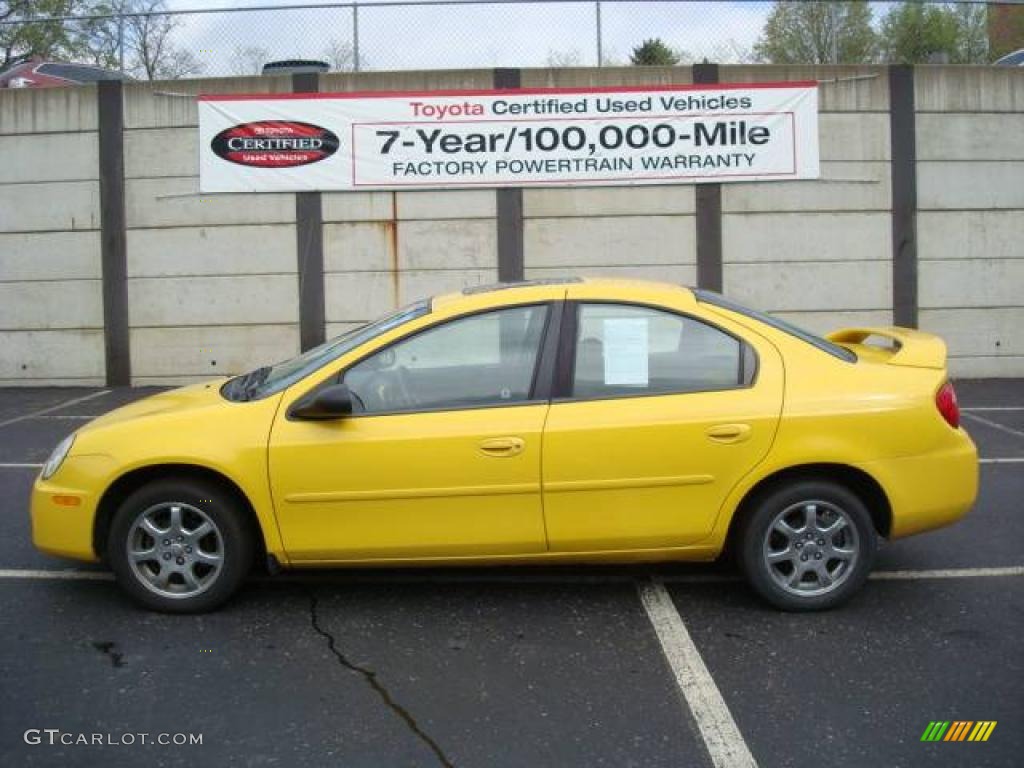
31,279,977,612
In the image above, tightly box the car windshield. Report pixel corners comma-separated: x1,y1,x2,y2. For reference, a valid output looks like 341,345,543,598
694,289,856,363
222,299,430,401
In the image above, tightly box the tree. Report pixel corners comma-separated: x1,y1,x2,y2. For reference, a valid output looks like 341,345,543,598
545,48,582,68
754,1,876,64
879,1,987,64
630,38,680,66
122,1,201,79
1,1,84,69
322,38,355,71
229,44,269,76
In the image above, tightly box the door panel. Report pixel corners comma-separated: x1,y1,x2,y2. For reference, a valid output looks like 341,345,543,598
270,405,549,560
542,303,783,551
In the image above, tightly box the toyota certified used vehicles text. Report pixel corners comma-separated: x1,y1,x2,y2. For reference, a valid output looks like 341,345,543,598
31,279,977,612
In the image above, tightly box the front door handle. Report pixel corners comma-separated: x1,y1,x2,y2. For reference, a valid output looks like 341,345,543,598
478,437,525,457
706,423,752,443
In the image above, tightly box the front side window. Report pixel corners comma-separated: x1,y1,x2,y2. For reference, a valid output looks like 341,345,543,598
572,304,752,398
344,304,549,414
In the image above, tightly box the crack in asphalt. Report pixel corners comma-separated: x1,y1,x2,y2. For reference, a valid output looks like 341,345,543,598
91,640,125,668
305,587,455,768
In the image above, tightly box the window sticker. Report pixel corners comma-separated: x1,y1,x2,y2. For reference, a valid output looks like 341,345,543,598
603,317,649,386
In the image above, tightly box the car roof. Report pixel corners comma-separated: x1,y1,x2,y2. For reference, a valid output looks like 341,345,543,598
431,277,696,313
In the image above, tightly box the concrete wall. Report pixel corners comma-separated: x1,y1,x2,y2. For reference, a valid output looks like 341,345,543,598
0,86,104,385
0,65,1022,384
914,67,1024,378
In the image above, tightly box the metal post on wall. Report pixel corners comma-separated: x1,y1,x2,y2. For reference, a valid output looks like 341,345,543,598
353,0,361,72
595,1,603,66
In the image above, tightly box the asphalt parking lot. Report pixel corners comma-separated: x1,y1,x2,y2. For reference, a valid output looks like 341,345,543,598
0,381,1021,768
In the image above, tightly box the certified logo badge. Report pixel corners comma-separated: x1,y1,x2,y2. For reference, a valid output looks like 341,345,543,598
921,721,997,742
211,120,339,168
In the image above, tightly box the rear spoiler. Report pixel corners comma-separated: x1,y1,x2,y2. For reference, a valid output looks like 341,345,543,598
825,327,947,370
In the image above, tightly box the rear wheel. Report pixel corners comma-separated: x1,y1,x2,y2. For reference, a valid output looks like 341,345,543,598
107,478,254,613
738,480,876,611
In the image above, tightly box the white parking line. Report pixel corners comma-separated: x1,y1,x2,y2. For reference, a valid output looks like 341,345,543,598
0,390,110,429
963,412,1024,439
979,457,1024,464
962,407,1024,412
0,569,113,581
638,580,758,768
869,566,1024,580
0,463,43,469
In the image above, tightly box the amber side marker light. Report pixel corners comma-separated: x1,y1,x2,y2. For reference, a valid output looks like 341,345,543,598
52,495,82,507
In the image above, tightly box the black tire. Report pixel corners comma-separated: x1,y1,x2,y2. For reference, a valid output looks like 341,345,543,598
737,480,877,611
107,478,254,613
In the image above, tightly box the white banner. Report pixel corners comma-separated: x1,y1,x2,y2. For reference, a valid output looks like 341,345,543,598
198,82,819,192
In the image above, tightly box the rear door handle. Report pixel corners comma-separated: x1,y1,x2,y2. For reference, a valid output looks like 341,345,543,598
705,423,752,443
478,437,525,457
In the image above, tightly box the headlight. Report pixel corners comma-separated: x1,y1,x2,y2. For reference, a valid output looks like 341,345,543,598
41,434,75,480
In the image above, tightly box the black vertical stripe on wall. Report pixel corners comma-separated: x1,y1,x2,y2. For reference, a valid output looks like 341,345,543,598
494,68,525,283
293,72,327,350
692,63,723,293
889,65,918,328
692,60,724,290
97,80,130,387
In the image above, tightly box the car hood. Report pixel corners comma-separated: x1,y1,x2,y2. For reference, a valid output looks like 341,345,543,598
84,380,230,431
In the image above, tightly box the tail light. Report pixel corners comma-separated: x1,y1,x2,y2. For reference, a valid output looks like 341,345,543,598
936,381,960,429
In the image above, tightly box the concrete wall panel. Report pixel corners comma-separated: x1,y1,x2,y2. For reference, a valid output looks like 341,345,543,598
123,76,293,130
524,186,696,218
920,308,1024,360
128,274,299,327
0,85,97,135
721,65,889,112
918,211,1024,262
724,212,890,263
724,261,891,312
0,231,101,281
0,329,104,382
399,219,497,271
125,177,295,228
0,280,102,330
819,113,890,161
0,131,97,183
322,192,395,223
397,190,496,220
525,216,695,268
131,324,300,379
917,114,1024,161
915,67,1024,113
325,268,496,323
127,225,296,277
527,263,697,285
0,181,99,233
920,259,1024,309
917,162,1024,210
723,162,890,213
324,222,394,273
124,127,197,179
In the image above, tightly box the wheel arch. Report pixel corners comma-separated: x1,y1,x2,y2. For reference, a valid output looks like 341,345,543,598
92,463,267,565
724,463,892,555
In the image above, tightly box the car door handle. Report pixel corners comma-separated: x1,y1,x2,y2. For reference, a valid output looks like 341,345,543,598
706,423,752,443
478,437,525,457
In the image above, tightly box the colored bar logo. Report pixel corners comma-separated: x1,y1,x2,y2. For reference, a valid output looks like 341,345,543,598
921,721,996,742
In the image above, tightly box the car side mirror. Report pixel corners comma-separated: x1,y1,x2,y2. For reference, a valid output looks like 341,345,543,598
291,383,355,420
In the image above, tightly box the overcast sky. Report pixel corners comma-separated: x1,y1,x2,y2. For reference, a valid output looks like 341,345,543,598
155,0,780,73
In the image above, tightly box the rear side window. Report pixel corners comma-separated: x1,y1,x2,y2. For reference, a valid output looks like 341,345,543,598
571,304,754,399
694,290,856,363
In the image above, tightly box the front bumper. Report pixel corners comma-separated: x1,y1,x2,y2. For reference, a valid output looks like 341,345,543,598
858,431,979,539
30,455,112,562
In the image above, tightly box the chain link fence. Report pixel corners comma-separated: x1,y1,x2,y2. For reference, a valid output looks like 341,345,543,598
1,1,1016,81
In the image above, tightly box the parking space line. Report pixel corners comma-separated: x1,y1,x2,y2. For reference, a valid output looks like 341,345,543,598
962,407,1024,412
963,412,1024,439
0,569,113,581
979,457,1024,464
638,579,758,768
870,566,1024,580
0,390,110,429
0,463,43,469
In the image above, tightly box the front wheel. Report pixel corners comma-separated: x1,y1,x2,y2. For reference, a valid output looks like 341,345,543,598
107,478,254,613
737,480,877,611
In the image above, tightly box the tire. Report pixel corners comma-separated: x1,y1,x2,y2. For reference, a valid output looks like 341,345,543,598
737,480,877,611
107,478,254,613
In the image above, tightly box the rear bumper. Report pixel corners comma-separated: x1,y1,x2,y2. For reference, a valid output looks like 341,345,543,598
857,431,978,539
